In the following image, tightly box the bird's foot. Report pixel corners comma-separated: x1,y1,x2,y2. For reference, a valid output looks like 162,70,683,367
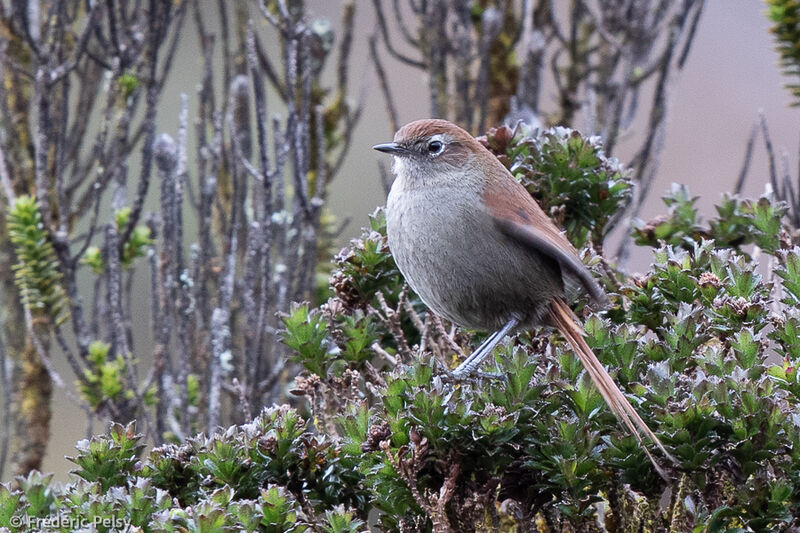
436,360,506,383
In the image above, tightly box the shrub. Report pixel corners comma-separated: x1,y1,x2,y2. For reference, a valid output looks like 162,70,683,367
3,126,800,532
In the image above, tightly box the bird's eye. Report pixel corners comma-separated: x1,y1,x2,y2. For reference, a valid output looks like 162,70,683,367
427,140,444,154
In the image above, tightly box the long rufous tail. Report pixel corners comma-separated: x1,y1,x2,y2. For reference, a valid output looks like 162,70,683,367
548,298,675,479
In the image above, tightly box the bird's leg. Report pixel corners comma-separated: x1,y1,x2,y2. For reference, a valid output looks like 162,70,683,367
451,317,519,378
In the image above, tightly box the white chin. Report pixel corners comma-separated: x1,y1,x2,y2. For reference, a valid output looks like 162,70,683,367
391,156,407,176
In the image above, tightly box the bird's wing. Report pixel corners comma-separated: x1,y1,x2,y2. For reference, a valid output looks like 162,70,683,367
492,216,609,306
481,172,609,307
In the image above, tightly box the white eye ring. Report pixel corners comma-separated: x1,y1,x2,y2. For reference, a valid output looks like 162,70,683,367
427,140,444,154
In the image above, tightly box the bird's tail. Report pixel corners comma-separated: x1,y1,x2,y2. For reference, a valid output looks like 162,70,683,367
548,298,675,479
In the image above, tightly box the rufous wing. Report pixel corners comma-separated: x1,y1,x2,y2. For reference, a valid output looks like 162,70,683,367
492,216,609,307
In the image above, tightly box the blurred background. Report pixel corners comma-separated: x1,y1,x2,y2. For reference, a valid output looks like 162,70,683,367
0,0,798,480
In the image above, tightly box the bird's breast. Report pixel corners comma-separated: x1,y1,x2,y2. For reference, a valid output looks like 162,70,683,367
385,182,562,330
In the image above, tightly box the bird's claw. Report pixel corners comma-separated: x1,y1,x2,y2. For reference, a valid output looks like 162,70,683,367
436,360,506,383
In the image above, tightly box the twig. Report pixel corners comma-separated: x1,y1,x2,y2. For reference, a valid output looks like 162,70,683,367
105,224,130,361
369,34,399,134
0,333,10,480
149,244,169,441
0,145,16,203
23,309,85,407
734,123,758,195
370,342,397,367
760,111,780,201
208,86,247,430
232,378,253,422
154,132,189,433
373,292,413,359
371,0,426,69
677,0,706,69
430,314,466,361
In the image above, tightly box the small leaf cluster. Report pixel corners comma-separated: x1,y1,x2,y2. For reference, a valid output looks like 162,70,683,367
78,340,131,410
480,124,632,248
82,206,153,274
766,0,800,105
328,208,405,310
6,195,69,325
281,303,379,380
633,183,787,254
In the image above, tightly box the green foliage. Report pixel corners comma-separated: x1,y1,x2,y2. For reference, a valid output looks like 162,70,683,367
267,183,799,529
7,128,800,531
766,0,800,105
0,409,367,532
281,303,332,377
80,207,153,274
82,245,105,274
633,184,787,254
79,340,129,410
67,422,146,491
7,195,69,324
118,71,140,100
482,124,632,248
115,206,153,267
329,208,406,309
273,145,799,528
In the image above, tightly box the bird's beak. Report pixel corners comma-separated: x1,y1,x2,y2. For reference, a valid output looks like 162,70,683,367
373,142,409,156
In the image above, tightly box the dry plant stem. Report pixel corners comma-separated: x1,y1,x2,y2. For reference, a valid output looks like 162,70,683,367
735,124,759,195
0,334,9,480
761,112,780,196
400,286,425,336
380,440,429,521
246,26,273,405
430,314,466,361
22,310,83,408
759,113,800,225
615,1,704,264
52,326,86,389
106,225,130,368
316,384,339,439
174,97,194,423
0,0,362,466
119,23,169,253
231,378,253,421
374,292,413,359
329,2,363,178
155,133,187,434
370,342,397,367
595,247,623,293
418,314,432,355
371,0,426,69
149,248,168,440
0,146,15,203
432,460,460,533
364,360,388,388
208,88,247,431
105,225,153,435
370,34,399,134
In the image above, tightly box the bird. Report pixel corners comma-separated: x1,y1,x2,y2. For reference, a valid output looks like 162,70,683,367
373,118,673,476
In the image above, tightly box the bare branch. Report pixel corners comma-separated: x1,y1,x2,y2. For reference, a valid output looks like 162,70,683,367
735,124,758,195
371,0,426,69
370,34,399,134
